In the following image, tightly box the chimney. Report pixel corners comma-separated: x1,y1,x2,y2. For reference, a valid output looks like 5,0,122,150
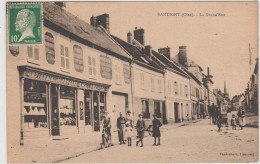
54,2,66,8
91,14,110,33
207,67,210,76
127,31,133,44
178,46,188,68
134,27,145,45
144,45,152,58
158,47,170,59
90,15,97,27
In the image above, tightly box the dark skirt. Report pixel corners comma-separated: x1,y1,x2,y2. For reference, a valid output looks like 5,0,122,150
152,128,161,137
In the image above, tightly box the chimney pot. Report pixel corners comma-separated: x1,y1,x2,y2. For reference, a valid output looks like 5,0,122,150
134,28,145,45
178,46,188,68
158,47,171,59
145,45,152,58
91,14,110,33
127,31,133,44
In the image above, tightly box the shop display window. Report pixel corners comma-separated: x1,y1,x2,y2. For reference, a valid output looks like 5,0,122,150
23,79,47,129
60,86,76,126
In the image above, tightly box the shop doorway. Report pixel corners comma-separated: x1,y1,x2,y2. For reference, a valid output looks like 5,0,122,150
174,103,179,123
162,102,167,124
51,84,60,136
111,93,127,132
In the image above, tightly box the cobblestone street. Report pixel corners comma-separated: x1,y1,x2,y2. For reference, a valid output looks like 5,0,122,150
63,119,258,163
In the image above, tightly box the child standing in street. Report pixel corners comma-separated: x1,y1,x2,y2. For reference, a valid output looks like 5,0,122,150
125,121,133,146
231,114,236,130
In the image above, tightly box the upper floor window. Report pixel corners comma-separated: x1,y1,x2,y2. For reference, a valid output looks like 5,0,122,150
88,56,96,77
168,80,171,94
73,45,84,73
174,81,178,95
180,84,183,96
151,78,155,92
45,32,55,64
27,45,39,61
123,64,131,84
60,45,69,69
158,80,162,93
100,55,112,79
140,73,145,90
185,85,188,97
114,64,122,84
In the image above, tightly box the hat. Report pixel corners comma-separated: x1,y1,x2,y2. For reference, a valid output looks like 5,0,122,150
153,113,157,117
138,113,143,117
127,110,131,114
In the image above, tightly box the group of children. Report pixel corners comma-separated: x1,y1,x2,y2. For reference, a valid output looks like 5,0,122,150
101,111,162,148
217,109,246,132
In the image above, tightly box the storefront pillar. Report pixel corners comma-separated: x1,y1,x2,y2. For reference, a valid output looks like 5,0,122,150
46,83,51,137
91,91,94,131
19,77,24,146
98,91,101,128
75,89,79,134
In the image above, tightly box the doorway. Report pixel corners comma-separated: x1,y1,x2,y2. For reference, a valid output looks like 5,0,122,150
174,103,179,123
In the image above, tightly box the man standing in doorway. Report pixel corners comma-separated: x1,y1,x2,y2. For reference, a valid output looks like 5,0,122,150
117,112,126,144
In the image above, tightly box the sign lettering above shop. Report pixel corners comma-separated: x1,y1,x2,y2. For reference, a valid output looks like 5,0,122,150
21,69,110,92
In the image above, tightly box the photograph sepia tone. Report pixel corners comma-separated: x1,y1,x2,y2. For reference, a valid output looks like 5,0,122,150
5,1,259,163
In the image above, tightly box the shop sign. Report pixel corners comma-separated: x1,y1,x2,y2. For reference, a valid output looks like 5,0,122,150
21,69,109,91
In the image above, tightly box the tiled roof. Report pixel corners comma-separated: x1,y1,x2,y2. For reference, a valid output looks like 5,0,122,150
111,35,164,73
151,51,189,78
43,2,130,60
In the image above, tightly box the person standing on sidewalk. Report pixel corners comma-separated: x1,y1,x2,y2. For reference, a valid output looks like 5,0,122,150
104,112,112,146
237,107,246,130
136,114,145,147
117,112,126,145
152,114,162,146
125,110,133,146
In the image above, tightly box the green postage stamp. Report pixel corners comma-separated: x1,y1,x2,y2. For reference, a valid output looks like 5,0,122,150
8,3,42,45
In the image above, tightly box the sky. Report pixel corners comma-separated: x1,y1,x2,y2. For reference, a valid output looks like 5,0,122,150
65,2,258,98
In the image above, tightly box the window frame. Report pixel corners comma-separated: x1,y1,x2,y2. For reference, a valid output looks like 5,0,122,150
45,32,55,65
73,44,84,73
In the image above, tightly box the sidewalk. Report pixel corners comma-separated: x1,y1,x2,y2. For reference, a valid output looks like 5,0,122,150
8,119,203,163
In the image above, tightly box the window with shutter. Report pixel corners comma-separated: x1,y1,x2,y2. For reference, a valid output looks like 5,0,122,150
60,45,70,70
73,45,84,73
88,56,97,77
100,55,112,79
27,45,39,61
123,64,130,84
45,32,55,64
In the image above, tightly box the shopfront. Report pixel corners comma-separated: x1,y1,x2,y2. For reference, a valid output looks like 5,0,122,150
19,66,110,141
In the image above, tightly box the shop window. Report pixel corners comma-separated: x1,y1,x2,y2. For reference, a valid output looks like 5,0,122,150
27,45,39,61
154,101,161,118
140,73,145,90
23,79,47,129
168,80,171,94
123,64,131,84
59,86,76,126
142,100,150,118
73,45,84,73
45,32,55,64
100,55,112,79
60,45,69,69
151,78,155,92
88,56,96,77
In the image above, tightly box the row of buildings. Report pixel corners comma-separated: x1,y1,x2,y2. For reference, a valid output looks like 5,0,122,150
235,57,258,114
7,2,230,147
